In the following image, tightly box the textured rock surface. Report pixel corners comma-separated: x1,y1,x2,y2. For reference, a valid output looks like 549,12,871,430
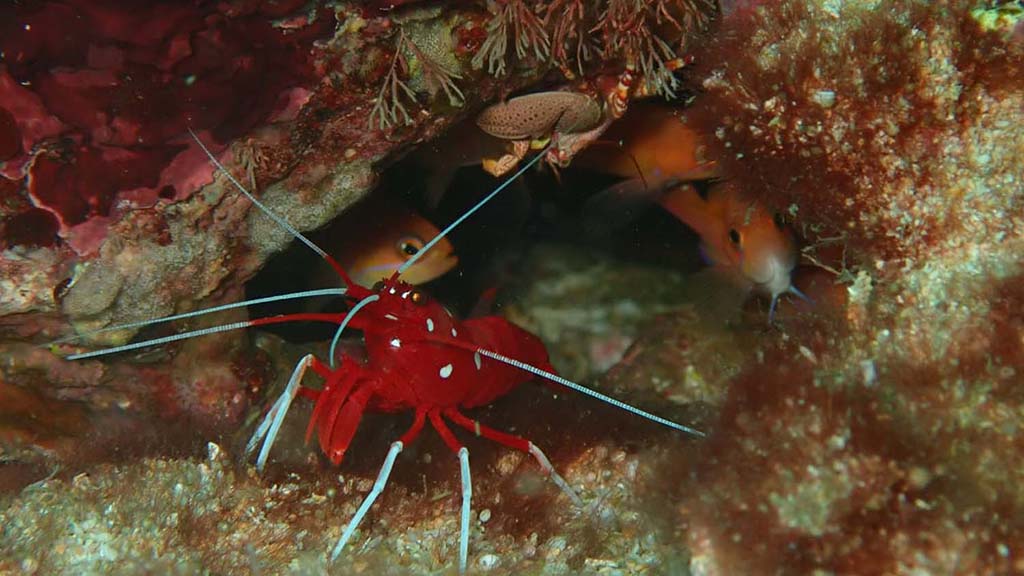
664,1,1024,573
2,0,1022,574
0,1,548,445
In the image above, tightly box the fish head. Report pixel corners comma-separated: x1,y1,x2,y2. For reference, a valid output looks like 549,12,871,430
344,206,459,288
714,193,797,299
348,232,458,288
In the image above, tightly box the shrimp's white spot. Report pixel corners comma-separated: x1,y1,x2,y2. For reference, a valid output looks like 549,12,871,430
426,318,434,332
390,338,402,348
389,287,397,294
439,364,453,379
474,352,482,370
401,291,410,299
385,314,399,321
451,327,458,337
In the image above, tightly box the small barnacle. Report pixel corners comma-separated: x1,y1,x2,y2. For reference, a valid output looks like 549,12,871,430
471,0,551,76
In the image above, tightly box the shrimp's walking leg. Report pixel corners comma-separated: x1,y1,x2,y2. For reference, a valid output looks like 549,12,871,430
429,409,472,575
445,407,582,506
247,354,320,471
330,408,428,562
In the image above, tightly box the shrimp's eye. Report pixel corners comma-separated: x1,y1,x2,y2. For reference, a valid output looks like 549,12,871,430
773,212,786,229
728,228,741,245
410,289,425,305
372,280,385,292
397,236,424,258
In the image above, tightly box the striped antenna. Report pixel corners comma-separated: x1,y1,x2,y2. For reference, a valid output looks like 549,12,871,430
65,312,343,361
322,146,553,365
188,128,353,286
49,288,347,347
477,348,704,436
397,144,551,277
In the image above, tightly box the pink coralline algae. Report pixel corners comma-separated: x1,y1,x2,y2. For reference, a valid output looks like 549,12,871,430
0,0,333,255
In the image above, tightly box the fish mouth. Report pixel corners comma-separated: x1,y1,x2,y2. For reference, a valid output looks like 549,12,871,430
750,258,794,298
397,251,459,285
348,250,459,287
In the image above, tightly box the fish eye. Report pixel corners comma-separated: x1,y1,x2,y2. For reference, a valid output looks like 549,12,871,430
410,289,425,305
773,212,786,229
397,236,424,258
728,228,741,245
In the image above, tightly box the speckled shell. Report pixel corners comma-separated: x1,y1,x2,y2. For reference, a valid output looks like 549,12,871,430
476,92,603,140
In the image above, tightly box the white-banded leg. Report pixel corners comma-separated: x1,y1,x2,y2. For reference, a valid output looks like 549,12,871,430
528,442,582,506
429,409,472,574
329,409,427,564
331,440,404,561
445,408,582,506
458,447,472,574
246,353,314,472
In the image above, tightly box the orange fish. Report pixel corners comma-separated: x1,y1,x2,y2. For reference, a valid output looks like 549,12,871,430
572,103,718,187
660,181,803,318
310,193,458,290
577,104,805,319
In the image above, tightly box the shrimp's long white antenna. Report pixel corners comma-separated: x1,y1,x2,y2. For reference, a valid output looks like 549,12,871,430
476,348,705,437
66,321,256,360
324,146,552,364
64,312,343,361
49,288,347,346
422,333,704,437
188,128,339,268
329,294,380,368
398,145,551,276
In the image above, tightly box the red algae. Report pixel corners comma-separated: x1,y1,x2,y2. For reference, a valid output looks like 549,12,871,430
0,107,21,161
650,2,1024,573
0,1,335,255
685,0,1024,272
1,207,59,249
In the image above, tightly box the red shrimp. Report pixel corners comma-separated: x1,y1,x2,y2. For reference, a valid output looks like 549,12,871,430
61,129,702,574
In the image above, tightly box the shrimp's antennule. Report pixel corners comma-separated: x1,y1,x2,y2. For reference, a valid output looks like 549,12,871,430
396,144,552,279
54,137,553,360
328,144,555,365
187,129,356,290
